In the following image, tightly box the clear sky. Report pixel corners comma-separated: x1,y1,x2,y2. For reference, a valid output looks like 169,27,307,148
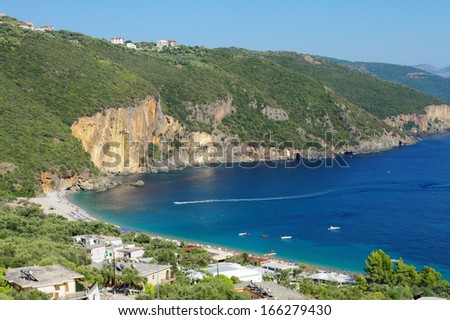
1,0,449,67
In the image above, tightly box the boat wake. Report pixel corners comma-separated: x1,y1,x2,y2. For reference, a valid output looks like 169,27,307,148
174,190,333,205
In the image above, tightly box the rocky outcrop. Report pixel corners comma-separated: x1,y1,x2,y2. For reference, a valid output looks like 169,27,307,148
385,105,450,134
187,98,235,130
40,171,120,193
249,100,289,121
71,96,184,174
339,131,416,154
0,162,17,175
261,106,289,121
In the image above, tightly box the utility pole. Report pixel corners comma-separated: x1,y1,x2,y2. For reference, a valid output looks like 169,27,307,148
113,250,116,288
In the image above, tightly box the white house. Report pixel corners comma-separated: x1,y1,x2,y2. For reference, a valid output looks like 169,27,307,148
156,40,169,48
203,262,268,282
115,246,145,260
39,25,54,31
126,42,137,49
74,235,122,247
82,245,106,263
110,37,124,44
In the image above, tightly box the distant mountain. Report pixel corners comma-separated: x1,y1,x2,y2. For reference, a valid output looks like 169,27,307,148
328,58,450,103
414,64,450,78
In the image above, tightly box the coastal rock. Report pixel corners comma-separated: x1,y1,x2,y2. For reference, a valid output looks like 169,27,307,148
71,96,184,174
340,131,416,154
385,104,450,133
39,171,120,193
131,180,145,187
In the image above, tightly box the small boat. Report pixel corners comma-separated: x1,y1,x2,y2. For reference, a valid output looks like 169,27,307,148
260,235,269,238
266,250,277,256
238,232,250,236
280,236,292,240
328,226,341,231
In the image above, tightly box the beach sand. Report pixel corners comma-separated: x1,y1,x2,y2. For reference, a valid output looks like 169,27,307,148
28,191,96,221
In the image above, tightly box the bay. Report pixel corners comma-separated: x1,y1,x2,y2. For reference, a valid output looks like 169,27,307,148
69,134,450,278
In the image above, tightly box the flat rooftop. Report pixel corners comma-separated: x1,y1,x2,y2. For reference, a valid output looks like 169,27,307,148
4,265,83,289
260,261,296,271
236,281,309,300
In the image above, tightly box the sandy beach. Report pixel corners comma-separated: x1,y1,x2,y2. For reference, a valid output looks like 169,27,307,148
28,191,97,222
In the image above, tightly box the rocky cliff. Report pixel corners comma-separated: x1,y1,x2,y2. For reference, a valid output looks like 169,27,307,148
385,105,450,133
71,96,184,174
69,98,448,181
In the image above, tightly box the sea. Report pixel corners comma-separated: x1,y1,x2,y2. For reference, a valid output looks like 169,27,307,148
69,134,450,278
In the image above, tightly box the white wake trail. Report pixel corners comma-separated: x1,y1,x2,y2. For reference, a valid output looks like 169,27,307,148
174,190,333,205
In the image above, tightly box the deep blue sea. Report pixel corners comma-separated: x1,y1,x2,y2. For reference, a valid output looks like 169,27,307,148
69,134,450,278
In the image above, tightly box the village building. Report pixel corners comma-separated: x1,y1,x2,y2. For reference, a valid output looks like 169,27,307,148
17,22,34,30
203,262,271,282
307,271,354,285
3,265,85,299
39,25,54,31
110,37,124,44
115,245,145,260
81,244,106,263
156,40,176,48
235,281,308,300
260,261,297,272
126,42,137,49
74,235,123,247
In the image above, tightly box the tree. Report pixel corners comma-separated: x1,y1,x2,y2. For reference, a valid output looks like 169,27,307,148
355,275,368,291
394,258,419,287
119,268,147,289
364,250,394,284
419,266,442,288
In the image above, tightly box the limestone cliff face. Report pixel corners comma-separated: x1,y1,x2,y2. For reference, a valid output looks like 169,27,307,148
340,131,416,154
187,98,235,130
71,96,183,174
385,105,450,133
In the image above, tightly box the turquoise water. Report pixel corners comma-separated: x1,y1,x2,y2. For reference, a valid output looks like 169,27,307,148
69,134,450,278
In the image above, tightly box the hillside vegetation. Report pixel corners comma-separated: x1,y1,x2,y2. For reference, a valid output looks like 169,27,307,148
329,59,450,104
0,18,444,198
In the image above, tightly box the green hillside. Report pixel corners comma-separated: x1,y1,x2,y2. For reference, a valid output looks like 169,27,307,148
0,20,444,198
329,58,450,104
264,51,444,118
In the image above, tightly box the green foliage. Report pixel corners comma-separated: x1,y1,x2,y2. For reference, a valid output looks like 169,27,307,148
364,249,394,284
419,266,442,288
139,275,249,300
0,204,120,269
331,59,450,104
119,268,147,289
394,258,419,287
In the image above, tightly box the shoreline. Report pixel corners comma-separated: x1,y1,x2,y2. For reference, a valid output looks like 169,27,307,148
29,190,361,278
28,191,97,222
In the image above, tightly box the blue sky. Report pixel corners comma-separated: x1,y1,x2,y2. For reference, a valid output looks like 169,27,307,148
2,0,449,67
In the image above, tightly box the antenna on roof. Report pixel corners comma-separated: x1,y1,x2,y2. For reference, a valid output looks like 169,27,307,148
20,269,38,282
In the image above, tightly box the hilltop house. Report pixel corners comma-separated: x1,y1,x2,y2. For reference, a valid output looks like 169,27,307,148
156,40,176,48
17,22,34,30
126,42,137,49
39,25,54,31
114,245,145,260
110,37,124,44
4,265,85,299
